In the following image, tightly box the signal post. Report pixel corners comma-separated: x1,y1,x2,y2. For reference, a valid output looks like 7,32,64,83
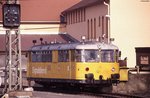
1,0,30,97
2,0,22,93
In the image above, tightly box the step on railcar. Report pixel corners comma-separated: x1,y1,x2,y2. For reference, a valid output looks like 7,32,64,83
26,41,120,92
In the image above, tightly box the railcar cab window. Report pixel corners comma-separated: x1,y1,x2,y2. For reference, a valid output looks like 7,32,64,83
84,50,100,62
101,50,116,62
116,50,119,62
31,51,52,62
74,49,118,62
75,49,100,62
58,50,69,62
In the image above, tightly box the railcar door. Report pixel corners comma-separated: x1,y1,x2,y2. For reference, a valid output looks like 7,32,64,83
70,50,77,80
58,50,70,79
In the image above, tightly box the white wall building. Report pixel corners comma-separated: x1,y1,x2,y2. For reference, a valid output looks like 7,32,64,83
110,0,150,67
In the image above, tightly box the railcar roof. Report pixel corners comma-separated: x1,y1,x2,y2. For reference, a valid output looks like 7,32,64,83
30,42,118,51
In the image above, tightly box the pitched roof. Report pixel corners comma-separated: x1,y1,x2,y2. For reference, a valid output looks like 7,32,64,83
62,0,105,13
0,0,81,21
0,34,79,52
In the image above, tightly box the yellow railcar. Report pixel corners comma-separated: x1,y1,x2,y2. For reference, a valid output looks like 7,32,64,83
27,41,120,92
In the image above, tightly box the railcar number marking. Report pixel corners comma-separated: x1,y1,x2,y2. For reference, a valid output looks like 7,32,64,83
32,67,47,74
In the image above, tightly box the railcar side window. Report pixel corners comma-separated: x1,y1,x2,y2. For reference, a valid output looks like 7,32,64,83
71,50,75,61
101,50,115,62
31,51,52,62
58,50,69,62
75,50,82,62
31,51,42,62
31,51,37,62
42,51,52,62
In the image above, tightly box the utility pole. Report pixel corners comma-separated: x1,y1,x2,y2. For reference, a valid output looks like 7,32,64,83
2,0,22,93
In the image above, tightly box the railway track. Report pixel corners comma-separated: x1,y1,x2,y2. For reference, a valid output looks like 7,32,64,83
0,85,145,98
90,92,144,98
32,86,144,98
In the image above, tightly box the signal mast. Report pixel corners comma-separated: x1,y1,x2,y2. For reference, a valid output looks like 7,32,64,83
2,0,22,93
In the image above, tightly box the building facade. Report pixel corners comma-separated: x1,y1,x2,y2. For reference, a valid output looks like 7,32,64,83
0,0,81,35
0,0,150,68
110,0,150,67
62,0,150,67
62,0,109,42
0,0,81,67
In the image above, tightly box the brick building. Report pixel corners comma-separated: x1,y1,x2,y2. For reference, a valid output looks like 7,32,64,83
61,0,150,67
62,0,109,42
0,0,150,67
0,0,81,67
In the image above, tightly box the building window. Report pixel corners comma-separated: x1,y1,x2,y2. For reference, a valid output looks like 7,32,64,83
75,10,76,23
67,13,69,24
81,9,83,22
71,12,73,24
79,9,81,22
87,18,98,40
73,11,75,24
91,19,93,39
87,19,89,40
65,8,86,25
83,8,86,22
106,17,109,38
72,12,74,24
94,18,96,39
99,16,101,27
68,13,70,24
102,16,104,35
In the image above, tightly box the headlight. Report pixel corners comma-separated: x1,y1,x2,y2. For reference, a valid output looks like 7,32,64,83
85,67,89,71
111,67,115,72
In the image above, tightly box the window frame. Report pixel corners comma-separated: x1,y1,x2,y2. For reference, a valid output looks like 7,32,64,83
31,50,52,62
58,50,69,62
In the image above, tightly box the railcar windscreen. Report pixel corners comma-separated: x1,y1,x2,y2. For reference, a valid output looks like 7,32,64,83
101,50,115,62
75,49,100,62
84,50,100,62
75,49,117,62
